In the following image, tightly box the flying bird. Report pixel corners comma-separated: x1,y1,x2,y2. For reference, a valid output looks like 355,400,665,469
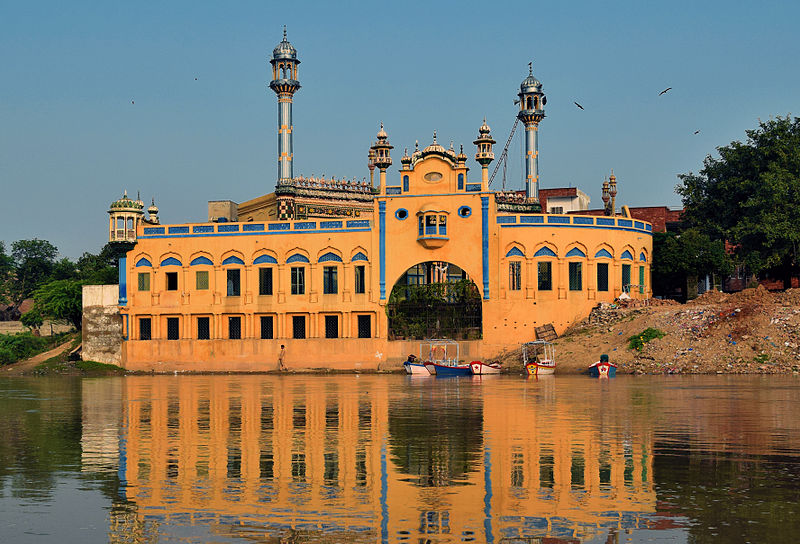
574,101,584,110
194,77,198,80
659,87,672,96
694,130,700,135
131,100,134,104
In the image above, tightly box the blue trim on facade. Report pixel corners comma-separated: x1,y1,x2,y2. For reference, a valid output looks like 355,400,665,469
253,254,278,265
646,224,653,232
566,247,587,258
144,227,165,235
319,221,342,229
135,257,152,267
222,255,245,265
242,223,265,231
481,196,489,300
597,217,615,226
506,247,525,258
573,216,594,225
137,227,371,240
118,257,127,305
403,175,409,192
218,224,240,232
190,256,213,266
639,252,647,262
594,249,613,259
268,223,290,231
286,253,310,263
347,220,371,228
385,186,401,195
168,226,190,234
466,183,482,192
618,219,633,227
351,251,368,262
458,206,472,218
534,247,557,257
458,173,464,190
520,215,544,224
319,252,343,263
294,221,316,230
379,201,386,299
547,216,570,224
621,250,634,260
496,216,517,224
499,223,653,236
634,221,645,229
395,208,408,220
160,257,182,267
193,225,214,233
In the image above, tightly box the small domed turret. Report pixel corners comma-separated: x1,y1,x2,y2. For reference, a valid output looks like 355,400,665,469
272,26,298,61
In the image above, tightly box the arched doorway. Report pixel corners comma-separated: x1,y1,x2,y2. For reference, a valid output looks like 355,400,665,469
387,261,482,340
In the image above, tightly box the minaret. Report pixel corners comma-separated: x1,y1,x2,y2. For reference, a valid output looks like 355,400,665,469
269,27,301,182
474,118,495,190
517,63,546,202
370,123,393,194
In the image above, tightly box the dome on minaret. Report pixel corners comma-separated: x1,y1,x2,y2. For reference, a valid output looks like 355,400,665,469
520,65,543,94
272,26,298,61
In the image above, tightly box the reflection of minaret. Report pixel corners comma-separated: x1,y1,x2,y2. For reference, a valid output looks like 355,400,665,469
517,63,546,203
269,27,301,182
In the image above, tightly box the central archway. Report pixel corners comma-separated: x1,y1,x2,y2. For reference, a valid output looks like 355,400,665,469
387,261,482,340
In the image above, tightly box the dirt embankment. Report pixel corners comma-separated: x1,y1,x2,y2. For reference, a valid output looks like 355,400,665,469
499,286,800,375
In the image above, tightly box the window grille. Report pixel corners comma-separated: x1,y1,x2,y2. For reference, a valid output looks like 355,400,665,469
196,271,209,290
292,315,306,339
197,316,210,340
291,267,305,295
260,316,273,339
259,268,273,295
357,315,371,338
167,317,179,340
569,262,582,291
138,272,150,291
228,316,241,339
354,265,366,294
139,317,151,340
227,269,241,296
597,263,609,292
509,261,522,291
538,262,552,290
324,315,338,338
323,266,338,294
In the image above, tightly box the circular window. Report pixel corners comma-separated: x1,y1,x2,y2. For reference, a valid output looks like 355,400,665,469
395,208,408,220
458,206,472,218
423,172,443,183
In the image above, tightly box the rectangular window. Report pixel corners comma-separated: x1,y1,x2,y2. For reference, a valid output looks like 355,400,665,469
418,216,424,236
357,315,371,338
597,263,609,292
622,264,631,292
137,272,150,291
639,265,645,294
195,270,209,290
551,206,564,214
260,316,273,339
258,268,273,296
197,317,210,340
292,315,306,339
226,269,241,296
323,266,338,294
509,261,522,291
167,317,179,340
139,317,151,340
569,262,583,291
324,315,338,338
438,215,447,236
166,272,178,291
538,262,552,291
354,265,365,294
228,316,241,339
291,267,305,295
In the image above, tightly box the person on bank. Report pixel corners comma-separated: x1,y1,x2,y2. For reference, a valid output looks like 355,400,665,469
278,345,287,371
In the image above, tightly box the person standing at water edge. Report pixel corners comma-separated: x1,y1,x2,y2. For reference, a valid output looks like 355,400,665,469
278,345,287,371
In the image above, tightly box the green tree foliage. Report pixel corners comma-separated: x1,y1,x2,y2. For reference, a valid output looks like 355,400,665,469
20,307,44,332
32,280,84,330
677,115,800,288
652,229,732,298
8,239,58,308
0,242,13,305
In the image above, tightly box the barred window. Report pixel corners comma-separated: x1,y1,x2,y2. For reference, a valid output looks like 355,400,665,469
166,272,178,291
139,317,151,340
260,316,273,339
167,317,179,340
622,264,631,292
597,263,609,292
137,272,150,291
538,262,552,291
259,268,273,296
292,315,306,339
324,315,338,338
291,267,305,295
197,317,210,340
509,261,522,291
354,265,366,294
228,316,241,339
639,265,645,294
569,262,582,291
196,270,209,290
357,315,371,338
323,266,338,294
226,269,241,296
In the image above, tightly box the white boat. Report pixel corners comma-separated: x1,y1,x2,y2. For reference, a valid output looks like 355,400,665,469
469,361,502,375
522,340,557,376
403,358,430,375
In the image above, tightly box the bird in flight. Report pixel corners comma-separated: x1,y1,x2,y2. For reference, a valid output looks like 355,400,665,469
659,87,672,96
131,100,135,104
194,77,198,81
574,102,584,110
694,130,700,135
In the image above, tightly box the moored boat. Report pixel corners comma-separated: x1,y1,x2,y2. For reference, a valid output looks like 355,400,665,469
588,354,616,377
523,340,556,376
418,339,471,377
425,361,472,376
469,361,502,375
403,355,430,375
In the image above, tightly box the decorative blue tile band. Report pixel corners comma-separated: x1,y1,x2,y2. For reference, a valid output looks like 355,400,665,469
547,216,570,224
634,221,645,230
190,256,213,266
319,252,343,263
294,222,316,230
192,225,214,233
168,226,189,234
573,217,594,225
496,216,517,224
253,254,278,265
144,227,165,235
646,224,653,231
268,223,290,231
386,186,402,195
597,218,615,226
566,247,587,258
348,220,370,228
243,223,265,231
320,221,343,229
618,219,633,227
352,251,368,262
287,253,310,263
135,258,152,267
160,257,182,267
466,184,482,192
534,247,557,257
520,215,544,224
595,249,613,259
218,224,240,232
506,247,525,257
222,256,245,265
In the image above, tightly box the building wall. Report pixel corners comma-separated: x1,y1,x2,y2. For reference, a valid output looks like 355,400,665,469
82,284,123,364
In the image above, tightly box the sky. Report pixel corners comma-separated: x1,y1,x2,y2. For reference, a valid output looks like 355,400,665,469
1,0,799,259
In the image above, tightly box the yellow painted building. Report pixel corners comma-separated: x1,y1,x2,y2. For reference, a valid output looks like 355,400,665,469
116,32,652,371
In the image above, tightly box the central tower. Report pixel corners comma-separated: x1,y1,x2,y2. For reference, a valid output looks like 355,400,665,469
517,64,546,203
269,27,301,182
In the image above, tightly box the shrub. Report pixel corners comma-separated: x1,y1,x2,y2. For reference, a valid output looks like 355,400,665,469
628,328,666,351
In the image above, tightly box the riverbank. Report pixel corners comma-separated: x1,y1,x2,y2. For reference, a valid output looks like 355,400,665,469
1,333,126,376
499,286,800,375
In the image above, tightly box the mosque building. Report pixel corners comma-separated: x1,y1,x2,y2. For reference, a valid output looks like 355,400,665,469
113,30,653,371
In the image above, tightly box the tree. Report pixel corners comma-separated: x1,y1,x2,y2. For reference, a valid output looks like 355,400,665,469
652,229,732,299
677,115,800,288
7,239,58,308
20,307,44,333
31,280,83,330
0,242,13,305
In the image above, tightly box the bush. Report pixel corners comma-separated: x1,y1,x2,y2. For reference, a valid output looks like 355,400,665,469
628,328,666,351
0,332,70,365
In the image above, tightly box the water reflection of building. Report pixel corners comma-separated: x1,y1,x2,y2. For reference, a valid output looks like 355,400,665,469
113,376,656,542
81,378,122,472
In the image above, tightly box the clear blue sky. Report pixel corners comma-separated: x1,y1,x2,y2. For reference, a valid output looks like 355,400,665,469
2,0,798,258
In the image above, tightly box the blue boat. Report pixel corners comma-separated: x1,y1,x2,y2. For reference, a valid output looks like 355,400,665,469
588,354,617,377
418,339,471,377
424,361,472,377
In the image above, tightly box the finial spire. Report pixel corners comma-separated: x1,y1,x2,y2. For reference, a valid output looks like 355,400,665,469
433,130,437,144
529,61,533,75
283,25,287,40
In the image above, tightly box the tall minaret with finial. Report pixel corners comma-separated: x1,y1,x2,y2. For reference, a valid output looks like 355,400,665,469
474,118,495,190
269,27,301,183
517,62,546,203
370,123,393,194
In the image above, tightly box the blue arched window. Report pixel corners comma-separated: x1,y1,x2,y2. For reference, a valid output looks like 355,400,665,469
566,247,587,258
458,173,464,190
534,247,557,258
135,258,152,267
190,256,213,266
403,175,409,192
253,254,278,265
621,250,634,260
505,247,525,258
222,256,245,266
594,249,613,259
160,257,182,267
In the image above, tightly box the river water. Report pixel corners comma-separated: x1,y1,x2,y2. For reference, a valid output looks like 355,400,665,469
0,374,798,543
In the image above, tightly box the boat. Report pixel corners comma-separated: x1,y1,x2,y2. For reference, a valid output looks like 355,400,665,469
402,355,429,375
522,340,557,376
419,339,472,377
469,361,502,375
588,354,616,377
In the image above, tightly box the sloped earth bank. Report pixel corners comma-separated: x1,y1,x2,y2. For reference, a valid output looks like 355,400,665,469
497,286,800,375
